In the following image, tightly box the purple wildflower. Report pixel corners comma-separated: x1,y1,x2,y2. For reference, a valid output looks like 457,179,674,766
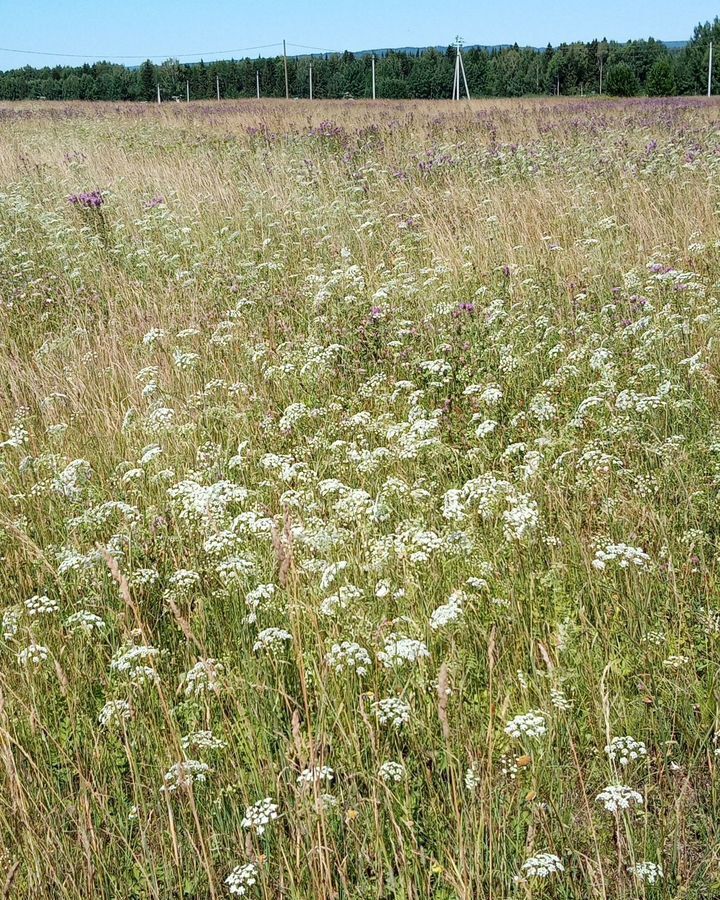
68,190,103,209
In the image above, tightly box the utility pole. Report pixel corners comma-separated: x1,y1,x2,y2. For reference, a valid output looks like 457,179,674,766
372,55,376,99
709,41,714,96
186,79,190,102
309,63,313,100
256,70,260,98
283,39,289,99
452,37,470,101
156,83,161,104
536,60,539,93
216,74,220,101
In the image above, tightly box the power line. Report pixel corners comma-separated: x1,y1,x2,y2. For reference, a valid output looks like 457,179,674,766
0,42,283,61
286,42,344,54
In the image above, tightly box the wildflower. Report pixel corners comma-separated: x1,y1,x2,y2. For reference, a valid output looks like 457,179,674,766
241,797,278,835
161,760,211,792
225,863,259,896
297,766,334,785
379,761,405,783
550,688,573,710
595,784,643,813
377,634,430,668
429,590,466,630
326,641,371,676
65,610,106,634
464,766,480,791
253,628,292,653
182,658,224,697
98,699,131,728
520,852,564,879
2,606,21,641
17,643,49,667
663,654,690,669
629,861,663,884
605,735,647,766
182,730,227,751
110,644,160,684
373,697,411,729
68,190,103,208
593,543,651,571
504,711,547,740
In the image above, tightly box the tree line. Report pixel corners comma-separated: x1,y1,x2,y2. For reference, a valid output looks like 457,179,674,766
1,19,719,102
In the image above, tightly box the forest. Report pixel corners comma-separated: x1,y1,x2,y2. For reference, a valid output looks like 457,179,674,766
1,18,719,101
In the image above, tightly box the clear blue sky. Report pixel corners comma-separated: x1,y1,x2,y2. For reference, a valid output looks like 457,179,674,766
1,0,718,69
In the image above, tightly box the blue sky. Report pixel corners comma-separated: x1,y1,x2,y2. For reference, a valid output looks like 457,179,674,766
1,0,718,69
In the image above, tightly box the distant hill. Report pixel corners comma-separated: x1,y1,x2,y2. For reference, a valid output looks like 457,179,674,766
345,41,687,58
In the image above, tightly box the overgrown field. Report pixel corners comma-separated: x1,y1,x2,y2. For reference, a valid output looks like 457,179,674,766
2,97,720,899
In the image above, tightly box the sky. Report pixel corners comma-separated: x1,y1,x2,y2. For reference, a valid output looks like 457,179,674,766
0,0,718,69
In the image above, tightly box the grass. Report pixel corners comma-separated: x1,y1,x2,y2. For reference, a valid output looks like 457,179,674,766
0,96,720,898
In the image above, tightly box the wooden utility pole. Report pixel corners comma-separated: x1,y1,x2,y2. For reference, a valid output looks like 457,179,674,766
309,63,313,99
186,79,190,102
372,55,376,99
156,83,161,104
256,70,260,98
216,74,220,100
283,39,289,99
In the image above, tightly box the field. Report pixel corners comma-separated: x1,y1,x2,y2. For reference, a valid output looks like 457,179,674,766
1,96,720,898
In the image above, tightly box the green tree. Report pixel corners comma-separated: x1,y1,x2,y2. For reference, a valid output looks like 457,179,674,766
138,60,157,101
605,62,639,96
646,57,676,96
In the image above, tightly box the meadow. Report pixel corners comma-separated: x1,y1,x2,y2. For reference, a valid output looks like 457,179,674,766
1,96,720,898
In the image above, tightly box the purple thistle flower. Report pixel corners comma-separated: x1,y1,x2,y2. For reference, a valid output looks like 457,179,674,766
68,190,103,209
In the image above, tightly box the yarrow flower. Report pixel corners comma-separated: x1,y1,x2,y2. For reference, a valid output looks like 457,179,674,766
182,658,224,696
110,644,160,684
373,697,411,729
378,761,405,783
377,634,430,668
592,543,651,571
241,797,278,835
17,643,49,667
98,699,131,728
429,590,465,630
25,594,58,616
297,766,334,785
464,765,480,791
182,730,227,751
629,861,663,884
326,641,371,676
225,862,259,895
504,711,547,740
161,760,211,793
253,627,292,653
519,852,564,879
65,610,106,634
595,784,643,813
605,735,647,767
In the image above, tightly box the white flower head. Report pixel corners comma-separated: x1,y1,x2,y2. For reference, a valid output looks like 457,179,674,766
504,710,547,740
225,862,259,895
595,784,643,813
241,797,278,835
520,852,564,879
